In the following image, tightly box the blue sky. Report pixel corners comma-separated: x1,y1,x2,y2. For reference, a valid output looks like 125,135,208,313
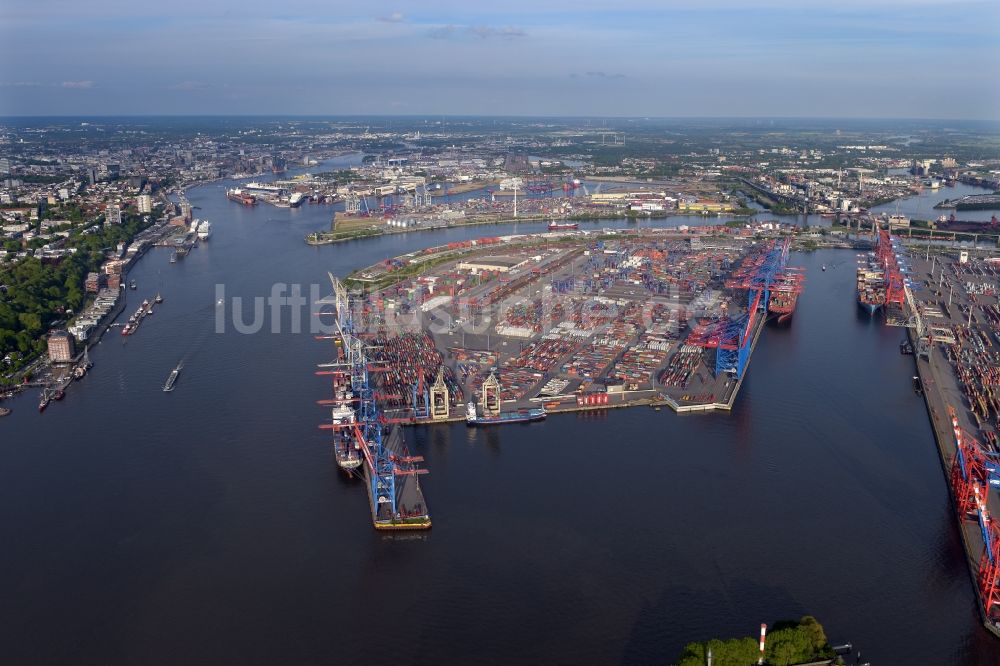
1,1,998,118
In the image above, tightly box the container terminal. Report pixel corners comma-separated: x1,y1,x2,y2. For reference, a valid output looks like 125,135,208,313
319,220,1000,628
334,226,804,424
849,222,1000,636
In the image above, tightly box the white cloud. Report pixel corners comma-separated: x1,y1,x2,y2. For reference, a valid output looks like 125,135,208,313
61,80,94,89
378,11,405,23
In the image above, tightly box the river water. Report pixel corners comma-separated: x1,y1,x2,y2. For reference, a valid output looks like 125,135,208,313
2,157,999,664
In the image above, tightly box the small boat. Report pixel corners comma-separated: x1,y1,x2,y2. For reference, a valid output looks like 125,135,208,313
38,389,51,412
0,407,11,417
129,279,137,290
821,265,826,271
154,293,163,304
913,376,923,395
169,251,177,264
163,361,183,392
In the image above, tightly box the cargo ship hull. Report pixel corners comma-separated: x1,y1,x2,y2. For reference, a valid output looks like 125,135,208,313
548,222,579,231
768,293,798,324
226,189,257,206
467,407,546,426
858,298,882,315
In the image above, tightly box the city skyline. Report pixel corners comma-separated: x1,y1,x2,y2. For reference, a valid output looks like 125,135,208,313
2,0,999,119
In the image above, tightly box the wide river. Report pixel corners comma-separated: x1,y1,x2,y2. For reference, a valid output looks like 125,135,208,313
2,156,999,664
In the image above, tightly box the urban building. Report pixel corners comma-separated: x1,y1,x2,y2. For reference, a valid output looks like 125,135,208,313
105,204,122,225
47,329,75,363
137,194,152,214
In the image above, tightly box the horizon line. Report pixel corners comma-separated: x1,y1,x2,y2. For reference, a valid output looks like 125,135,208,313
1,113,999,124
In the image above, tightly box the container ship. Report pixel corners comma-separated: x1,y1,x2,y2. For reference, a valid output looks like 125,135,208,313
226,188,257,206
466,401,546,426
330,402,363,473
856,261,885,316
324,367,364,473
548,222,579,231
767,291,799,323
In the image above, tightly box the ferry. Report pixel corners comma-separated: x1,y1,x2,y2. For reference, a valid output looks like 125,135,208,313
163,362,183,392
548,222,579,231
466,401,546,426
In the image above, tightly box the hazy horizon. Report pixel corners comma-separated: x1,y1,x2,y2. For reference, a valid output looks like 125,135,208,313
2,1,999,119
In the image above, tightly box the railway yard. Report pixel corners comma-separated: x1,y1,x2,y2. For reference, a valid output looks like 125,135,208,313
340,227,797,422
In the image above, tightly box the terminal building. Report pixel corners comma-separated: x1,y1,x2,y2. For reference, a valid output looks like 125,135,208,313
456,255,530,274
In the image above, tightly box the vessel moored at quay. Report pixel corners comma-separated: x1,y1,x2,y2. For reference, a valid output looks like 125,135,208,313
226,188,257,206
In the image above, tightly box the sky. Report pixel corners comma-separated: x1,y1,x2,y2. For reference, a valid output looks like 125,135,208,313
1,0,999,119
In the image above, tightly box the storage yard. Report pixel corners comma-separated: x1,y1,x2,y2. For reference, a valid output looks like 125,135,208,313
339,227,800,422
